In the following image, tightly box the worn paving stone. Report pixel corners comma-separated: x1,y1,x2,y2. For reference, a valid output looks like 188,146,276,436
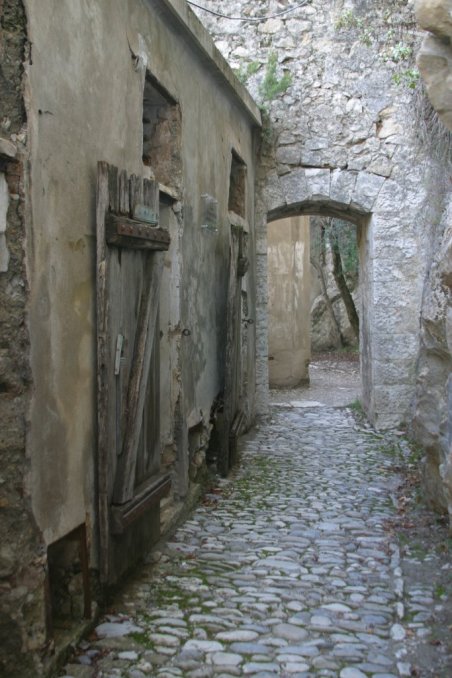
61,405,451,677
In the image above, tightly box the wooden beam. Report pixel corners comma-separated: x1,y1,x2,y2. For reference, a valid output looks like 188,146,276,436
106,214,170,251
96,161,112,583
110,473,171,535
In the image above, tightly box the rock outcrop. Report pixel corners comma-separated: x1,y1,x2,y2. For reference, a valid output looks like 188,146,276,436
413,2,452,520
415,0,452,130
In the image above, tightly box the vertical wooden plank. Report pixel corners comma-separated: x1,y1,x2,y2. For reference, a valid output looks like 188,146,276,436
145,317,160,477
119,169,130,215
221,226,242,475
108,165,119,213
96,161,112,583
143,178,159,216
129,174,143,215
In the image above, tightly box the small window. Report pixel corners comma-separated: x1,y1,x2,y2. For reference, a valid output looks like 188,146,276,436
142,73,181,187
228,151,246,218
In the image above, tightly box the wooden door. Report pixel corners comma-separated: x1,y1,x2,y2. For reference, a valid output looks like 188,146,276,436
96,162,171,583
219,224,249,476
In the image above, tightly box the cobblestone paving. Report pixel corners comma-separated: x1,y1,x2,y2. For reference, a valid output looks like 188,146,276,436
62,405,451,678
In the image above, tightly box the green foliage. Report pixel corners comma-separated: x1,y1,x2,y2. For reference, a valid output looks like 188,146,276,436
129,631,153,648
382,37,418,90
247,60,261,77
389,41,412,62
234,60,261,85
335,9,363,31
392,68,419,89
234,65,248,84
258,51,292,104
348,398,364,414
434,583,447,599
360,29,372,47
336,10,374,47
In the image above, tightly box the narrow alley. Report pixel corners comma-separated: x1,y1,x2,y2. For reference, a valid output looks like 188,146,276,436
61,366,452,678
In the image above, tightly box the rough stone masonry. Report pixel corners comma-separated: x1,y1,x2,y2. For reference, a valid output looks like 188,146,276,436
0,1,48,675
191,0,452,522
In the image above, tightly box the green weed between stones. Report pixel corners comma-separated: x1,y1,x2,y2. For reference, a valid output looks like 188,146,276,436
335,9,364,31
235,60,261,84
434,583,447,599
258,52,292,105
129,631,154,649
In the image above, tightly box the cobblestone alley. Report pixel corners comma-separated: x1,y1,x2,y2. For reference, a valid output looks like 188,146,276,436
62,373,451,678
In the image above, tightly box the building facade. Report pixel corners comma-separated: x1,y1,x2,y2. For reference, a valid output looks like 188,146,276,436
0,1,260,674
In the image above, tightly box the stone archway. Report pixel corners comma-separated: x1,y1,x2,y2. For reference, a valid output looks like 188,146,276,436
255,166,421,430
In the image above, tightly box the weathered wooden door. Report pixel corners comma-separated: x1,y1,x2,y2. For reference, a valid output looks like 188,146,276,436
96,162,171,583
219,224,249,475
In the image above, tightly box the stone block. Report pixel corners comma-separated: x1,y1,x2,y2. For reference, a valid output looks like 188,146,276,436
373,179,407,216
373,302,417,331
372,384,416,428
279,168,310,206
258,18,283,34
305,168,331,201
372,332,420,361
372,238,419,261
264,173,286,212
351,172,385,212
373,357,417,386
330,169,357,207
276,145,301,165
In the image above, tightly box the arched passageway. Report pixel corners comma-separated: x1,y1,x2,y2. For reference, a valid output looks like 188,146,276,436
267,213,360,394
254,167,423,429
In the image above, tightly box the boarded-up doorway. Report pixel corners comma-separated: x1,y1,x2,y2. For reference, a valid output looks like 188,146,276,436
96,162,171,584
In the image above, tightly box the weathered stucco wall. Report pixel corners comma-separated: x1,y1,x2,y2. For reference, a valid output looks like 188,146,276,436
1,0,260,673
268,216,311,387
192,0,449,430
25,0,258,546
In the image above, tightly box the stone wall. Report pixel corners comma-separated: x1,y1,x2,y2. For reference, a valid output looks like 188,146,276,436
192,0,451,428
0,1,47,676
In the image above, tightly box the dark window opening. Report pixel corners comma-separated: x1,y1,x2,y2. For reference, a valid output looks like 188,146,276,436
228,151,247,218
142,73,182,187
